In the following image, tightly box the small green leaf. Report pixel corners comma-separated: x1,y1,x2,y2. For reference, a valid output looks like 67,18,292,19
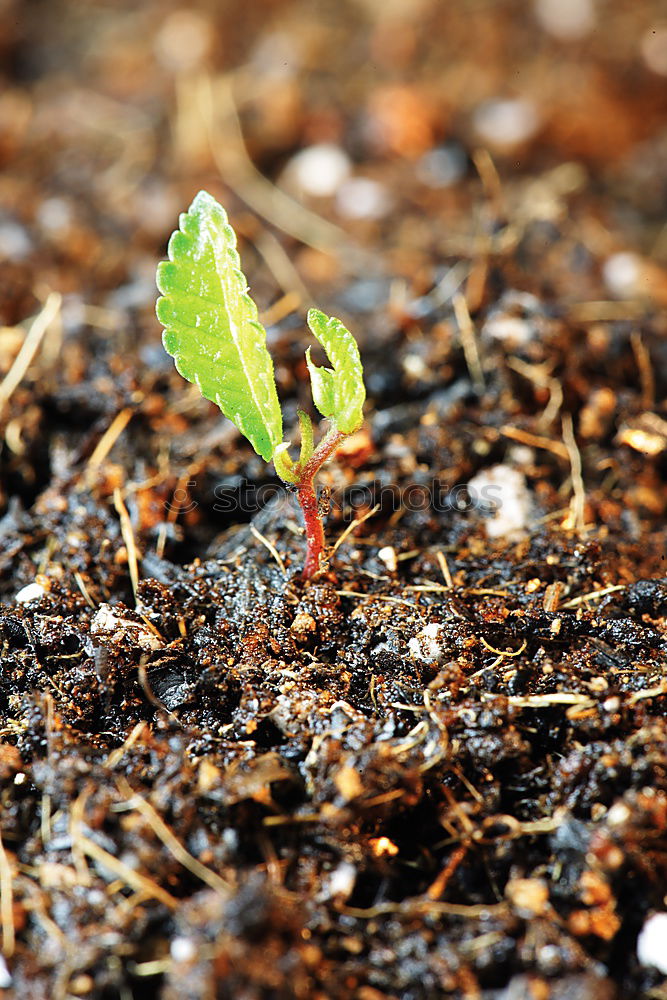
272,443,298,484
273,411,315,484
305,309,365,434
156,190,283,462
297,409,314,465
305,347,335,417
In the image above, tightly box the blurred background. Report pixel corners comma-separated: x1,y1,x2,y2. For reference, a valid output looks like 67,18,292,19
2,0,667,315
1,0,667,555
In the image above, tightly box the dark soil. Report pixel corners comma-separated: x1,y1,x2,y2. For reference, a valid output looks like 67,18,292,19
1,1,666,998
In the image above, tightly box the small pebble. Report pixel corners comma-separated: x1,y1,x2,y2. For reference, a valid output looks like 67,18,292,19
468,466,533,540
416,144,467,188
339,277,390,313
15,582,46,604
579,387,616,440
369,836,399,857
617,414,667,457
336,177,392,220
602,252,643,298
0,955,11,989
402,353,428,379
637,912,667,974
326,862,356,900
606,802,631,827
482,290,543,348
506,877,550,917
377,546,397,573
482,314,535,348
69,974,94,995
284,144,351,197
0,220,32,260
170,936,197,964
472,98,540,150
37,197,73,236
534,0,596,40
409,623,446,663
91,604,163,651
290,612,318,642
154,10,212,71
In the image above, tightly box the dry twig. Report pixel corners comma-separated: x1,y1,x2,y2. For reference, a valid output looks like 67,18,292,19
77,833,178,910
250,524,287,577
331,504,381,559
631,331,655,410
562,414,586,534
0,292,62,415
436,550,454,589
105,722,150,770
87,408,133,471
198,74,352,257
500,425,569,459
113,488,140,602
560,584,625,609
116,778,231,896
453,292,485,393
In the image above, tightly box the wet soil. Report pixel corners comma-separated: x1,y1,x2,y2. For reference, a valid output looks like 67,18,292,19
0,1,666,998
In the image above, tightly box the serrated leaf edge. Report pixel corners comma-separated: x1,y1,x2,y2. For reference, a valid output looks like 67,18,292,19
156,191,283,462
306,308,365,434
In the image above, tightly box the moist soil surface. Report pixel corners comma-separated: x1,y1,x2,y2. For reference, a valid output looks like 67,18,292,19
1,2,667,998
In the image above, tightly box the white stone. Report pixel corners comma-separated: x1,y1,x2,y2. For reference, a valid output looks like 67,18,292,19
327,862,356,899
15,582,46,604
377,546,398,573
154,11,212,72
534,0,596,40
482,314,535,348
170,936,197,963
606,802,631,827
221,828,238,852
38,198,72,235
91,604,163,651
285,144,351,197
508,445,535,466
0,954,11,988
637,913,667,974
0,221,32,261
336,177,392,220
472,98,540,149
603,252,643,299
468,466,532,540
402,354,428,378
409,623,446,663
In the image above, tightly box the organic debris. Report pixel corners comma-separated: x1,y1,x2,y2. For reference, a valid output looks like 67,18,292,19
1,1,666,998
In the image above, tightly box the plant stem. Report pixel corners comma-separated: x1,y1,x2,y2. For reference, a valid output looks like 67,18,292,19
297,479,325,580
295,426,346,579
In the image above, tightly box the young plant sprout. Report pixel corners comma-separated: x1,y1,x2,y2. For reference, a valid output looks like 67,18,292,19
156,191,366,579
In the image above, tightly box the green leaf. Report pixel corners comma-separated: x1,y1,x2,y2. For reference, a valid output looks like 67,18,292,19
272,411,314,485
297,409,314,465
156,190,283,462
306,308,365,434
272,443,298,484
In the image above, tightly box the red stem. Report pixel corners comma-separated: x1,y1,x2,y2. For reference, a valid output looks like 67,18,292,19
295,426,346,580
297,480,325,580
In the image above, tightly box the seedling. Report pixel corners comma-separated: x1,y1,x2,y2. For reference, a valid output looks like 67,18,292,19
156,190,366,579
